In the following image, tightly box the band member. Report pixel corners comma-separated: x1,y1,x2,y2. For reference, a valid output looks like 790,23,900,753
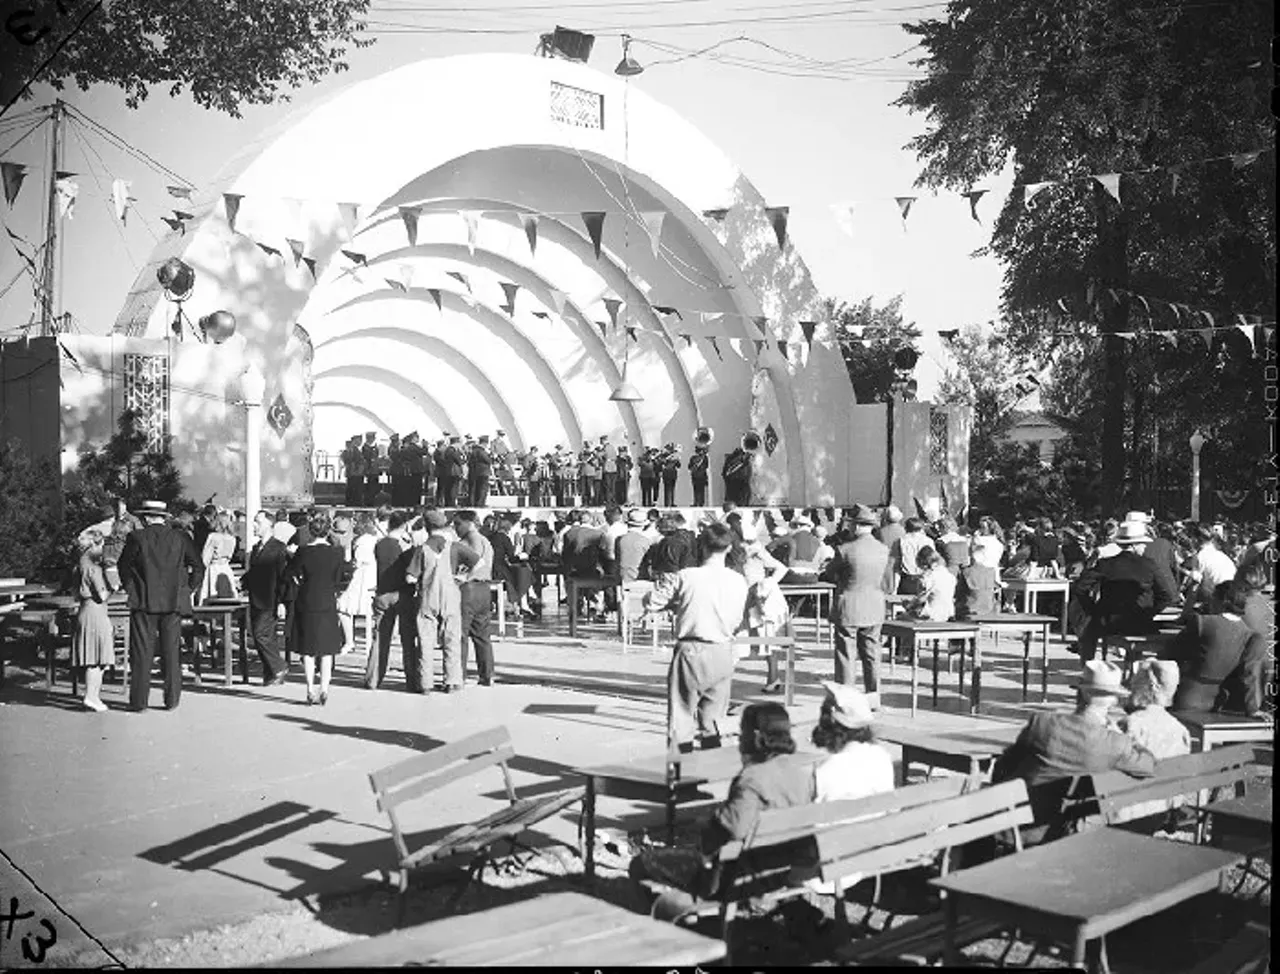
402,432,425,507
360,432,379,506
526,446,545,506
639,447,658,507
387,433,405,505
689,444,710,507
579,446,597,506
549,447,565,506
432,437,448,505
469,436,493,507
723,444,752,506
601,443,618,507
660,444,681,507
442,435,465,507
491,429,512,494
563,448,579,505
615,445,633,505
341,435,364,506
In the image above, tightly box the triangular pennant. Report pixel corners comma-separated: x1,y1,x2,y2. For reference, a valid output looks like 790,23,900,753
427,287,443,311
222,192,243,232
499,281,520,316
596,320,609,339
286,238,305,267
112,179,134,224
707,336,723,360
777,340,789,360
653,305,682,320
337,202,360,237
1234,323,1255,354
681,333,694,348
257,241,281,259
894,196,915,224
701,312,725,332
166,185,194,200
1198,328,1214,350
447,270,472,293
341,249,367,266
963,189,987,223
1,162,28,206
1094,173,1122,204
173,209,193,221
641,210,666,257
702,208,730,222
531,310,550,320
1231,151,1262,169
54,176,78,219
602,296,623,330
830,202,857,238
399,264,414,291
581,211,606,259
385,278,407,293
799,321,817,346
547,288,567,315
161,216,184,234
520,213,539,256
728,338,744,357
399,205,421,247
937,328,960,343
302,256,317,279
752,339,766,356
749,316,768,338
765,206,789,249
625,326,638,342
1022,182,1051,208
460,210,481,255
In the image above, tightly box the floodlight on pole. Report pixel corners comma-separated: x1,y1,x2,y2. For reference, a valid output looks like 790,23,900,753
615,35,644,76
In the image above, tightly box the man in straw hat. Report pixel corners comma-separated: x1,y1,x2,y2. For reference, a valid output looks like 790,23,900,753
819,504,891,710
117,500,204,712
1070,519,1178,662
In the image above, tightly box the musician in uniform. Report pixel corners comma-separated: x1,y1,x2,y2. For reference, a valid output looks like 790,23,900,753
660,443,682,507
689,444,711,507
432,437,448,506
491,429,512,495
469,436,493,507
723,443,753,506
360,432,380,506
387,433,405,505
615,445,633,505
341,436,364,506
526,447,545,506
402,432,425,507
441,436,465,506
549,447,565,506
638,447,658,507
601,442,618,507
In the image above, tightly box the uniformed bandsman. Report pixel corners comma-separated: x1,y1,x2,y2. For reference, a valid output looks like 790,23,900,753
387,432,405,505
361,432,380,506
660,443,681,507
615,444,633,505
432,436,448,506
638,446,658,507
402,432,425,507
689,443,710,507
469,435,493,507
442,435,465,506
341,435,365,506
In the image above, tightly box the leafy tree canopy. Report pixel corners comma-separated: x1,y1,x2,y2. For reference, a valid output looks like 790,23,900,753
824,294,921,405
2,0,373,116
0,436,60,579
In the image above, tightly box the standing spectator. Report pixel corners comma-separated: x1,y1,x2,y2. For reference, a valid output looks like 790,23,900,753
337,513,377,654
640,512,698,589
1142,521,1183,601
821,504,890,708
1236,564,1274,638
272,508,296,546
365,511,413,690
644,522,749,753
198,510,240,604
73,531,114,712
242,511,289,686
287,511,345,705
896,518,933,595
454,511,496,687
406,509,475,693
117,500,204,713
875,505,906,592
193,503,217,555
616,509,654,583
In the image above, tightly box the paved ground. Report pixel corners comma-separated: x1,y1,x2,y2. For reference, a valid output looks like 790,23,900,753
0,605,1128,967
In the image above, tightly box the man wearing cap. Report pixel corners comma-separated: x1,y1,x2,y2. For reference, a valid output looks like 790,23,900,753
993,661,1155,839
491,429,512,495
615,445,634,505
359,432,380,506
601,442,618,507
117,500,205,711
439,436,463,507
616,509,654,583
660,444,681,508
1072,520,1178,661
820,504,891,709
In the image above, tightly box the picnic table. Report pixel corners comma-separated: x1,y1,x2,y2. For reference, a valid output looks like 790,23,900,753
779,580,835,645
932,827,1243,973
192,600,251,686
878,721,1022,787
565,576,620,638
1172,711,1274,751
881,619,982,717
0,583,57,607
272,891,726,967
1001,575,1071,636
1205,790,1272,898
969,612,1057,703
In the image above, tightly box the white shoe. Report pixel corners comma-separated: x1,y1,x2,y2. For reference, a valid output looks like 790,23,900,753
83,698,107,712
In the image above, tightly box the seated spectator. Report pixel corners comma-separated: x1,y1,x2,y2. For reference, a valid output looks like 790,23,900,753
1088,519,1121,566
935,515,971,575
895,517,933,595
1114,660,1191,824
616,509,654,584
956,555,1001,619
1186,525,1236,608
812,682,895,801
1060,524,1090,579
639,513,698,588
970,517,1005,572
1163,578,1269,716
993,661,1155,838
1142,521,1183,603
1071,520,1178,661
1027,517,1062,577
643,703,816,922
1235,563,1274,638
907,547,956,621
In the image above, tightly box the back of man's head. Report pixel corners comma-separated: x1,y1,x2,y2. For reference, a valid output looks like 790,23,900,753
604,505,622,523
387,510,411,532
376,504,394,523
699,522,734,556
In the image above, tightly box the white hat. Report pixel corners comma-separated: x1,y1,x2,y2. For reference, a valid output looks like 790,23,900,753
134,499,169,519
1130,660,1179,708
1115,521,1153,545
792,514,813,529
821,681,875,728
626,509,648,528
1075,660,1129,698
885,505,904,523
1124,511,1152,525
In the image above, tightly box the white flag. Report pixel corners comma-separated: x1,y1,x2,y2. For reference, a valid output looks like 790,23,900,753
112,179,134,224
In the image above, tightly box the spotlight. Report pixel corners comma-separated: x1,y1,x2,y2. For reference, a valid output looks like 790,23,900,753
892,346,920,371
199,310,238,344
157,257,195,299
538,26,595,63
615,35,644,76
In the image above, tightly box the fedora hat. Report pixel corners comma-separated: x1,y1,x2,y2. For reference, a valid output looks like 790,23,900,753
1115,521,1153,545
849,503,878,526
1075,660,1129,698
821,681,875,728
1123,511,1152,524
134,499,169,518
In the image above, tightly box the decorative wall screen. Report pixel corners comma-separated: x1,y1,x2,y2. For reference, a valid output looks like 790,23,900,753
550,81,604,129
929,408,949,475
123,353,170,452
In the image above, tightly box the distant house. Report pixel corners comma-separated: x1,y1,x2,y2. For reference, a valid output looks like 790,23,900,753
1001,411,1069,464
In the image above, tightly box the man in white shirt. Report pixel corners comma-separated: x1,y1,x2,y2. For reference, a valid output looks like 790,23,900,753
1188,526,1236,605
645,522,749,753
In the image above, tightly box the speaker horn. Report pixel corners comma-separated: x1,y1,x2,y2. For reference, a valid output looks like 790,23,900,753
694,426,714,448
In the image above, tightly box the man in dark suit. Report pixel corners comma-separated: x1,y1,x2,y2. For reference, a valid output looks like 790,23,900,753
820,504,891,708
442,436,465,506
117,500,204,711
469,437,493,507
1072,520,1179,661
242,510,289,686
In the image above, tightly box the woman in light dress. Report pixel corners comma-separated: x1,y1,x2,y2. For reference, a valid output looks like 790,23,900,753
1115,660,1190,823
73,531,115,712
337,512,377,654
198,510,240,603
735,537,792,693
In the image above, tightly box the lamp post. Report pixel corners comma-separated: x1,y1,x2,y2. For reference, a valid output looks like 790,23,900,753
242,364,266,553
1189,431,1205,522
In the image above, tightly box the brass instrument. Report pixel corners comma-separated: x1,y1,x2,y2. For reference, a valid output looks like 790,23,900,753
741,430,762,453
694,426,715,448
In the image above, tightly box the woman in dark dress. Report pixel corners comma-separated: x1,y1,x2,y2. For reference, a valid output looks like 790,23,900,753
287,512,345,705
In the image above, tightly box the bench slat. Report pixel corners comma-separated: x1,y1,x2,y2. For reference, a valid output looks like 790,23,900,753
403,788,584,866
838,913,1006,963
369,726,512,794
376,743,516,814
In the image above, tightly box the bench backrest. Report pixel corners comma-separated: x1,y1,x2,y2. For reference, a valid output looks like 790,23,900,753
368,726,517,861
1084,742,1256,824
813,778,1033,886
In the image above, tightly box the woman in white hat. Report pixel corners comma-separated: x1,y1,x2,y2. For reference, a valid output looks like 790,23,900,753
811,681,895,802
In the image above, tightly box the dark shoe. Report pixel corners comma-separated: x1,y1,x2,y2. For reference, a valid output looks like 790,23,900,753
676,741,695,755
443,684,463,694
700,735,722,751
319,690,329,706
761,680,784,695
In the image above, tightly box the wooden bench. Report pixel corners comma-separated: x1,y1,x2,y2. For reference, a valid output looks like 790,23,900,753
369,726,585,925
816,778,1035,967
1185,920,1270,974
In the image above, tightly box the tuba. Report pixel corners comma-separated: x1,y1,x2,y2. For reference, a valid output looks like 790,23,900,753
741,430,762,453
694,426,715,448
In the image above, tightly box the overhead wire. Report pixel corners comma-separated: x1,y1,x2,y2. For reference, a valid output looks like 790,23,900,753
66,117,148,279
63,104,194,189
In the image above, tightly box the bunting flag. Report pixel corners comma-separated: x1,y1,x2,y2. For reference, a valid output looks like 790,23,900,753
894,196,915,225
174,209,193,221
1,162,28,206
447,270,472,293
1198,328,1214,350
222,192,243,232
286,238,305,268
830,202,857,238
161,216,184,234
166,185,193,200
302,256,317,279
1023,182,1051,208
749,316,769,339
799,321,817,346
1234,323,1255,354
399,205,421,247
257,241,281,260
520,213,539,256
385,277,407,293
938,328,960,343
680,333,694,348
531,310,550,320
777,340,789,360
963,189,987,223
596,320,609,339
499,281,520,316
625,326,638,342
341,249,367,266
753,339,766,357
653,305,682,320
702,207,730,222
337,202,360,237
702,312,725,330
728,338,744,358
460,210,480,255
399,263,414,291
641,210,666,257
547,288,567,315
1095,173,1122,204
765,206,789,250
427,287,443,311
1232,151,1262,169
707,336,723,361
602,296,623,330
112,179,134,224
581,211,606,259
54,175,78,219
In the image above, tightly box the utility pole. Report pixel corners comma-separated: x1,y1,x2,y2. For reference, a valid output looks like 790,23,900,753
39,100,64,337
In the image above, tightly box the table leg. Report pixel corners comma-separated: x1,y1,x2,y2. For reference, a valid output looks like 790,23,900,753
1060,586,1069,638
784,642,795,708
567,582,577,638
942,897,960,966
583,776,597,883
1020,631,1030,701
1071,927,1089,971
1041,625,1050,702
497,588,506,639
931,639,940,709
900,745,913,786
970,636,981,714
910,638,919,719
239,606,250,684
223,612,233,687
888,631,897,678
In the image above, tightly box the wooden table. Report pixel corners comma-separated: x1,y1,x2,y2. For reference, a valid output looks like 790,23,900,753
1172,711,1274,752
272,891,726,967
1205,790,1272,897
932,828,1243,972
779,581,835,645
0,583,56,607
192,600,250,686
969,612,1057,703
881,619,982,718
565,576,620,638
878,722,1022,787
488,581,523,639
1002,576,1071,636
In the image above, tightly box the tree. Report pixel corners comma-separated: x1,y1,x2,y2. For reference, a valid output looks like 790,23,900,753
824,294,922,404
934,322,1032,476
0,437,61,579
2,0,373,116
896,0,1275,511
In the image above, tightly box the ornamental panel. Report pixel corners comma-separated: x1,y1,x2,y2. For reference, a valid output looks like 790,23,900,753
123,353,170,452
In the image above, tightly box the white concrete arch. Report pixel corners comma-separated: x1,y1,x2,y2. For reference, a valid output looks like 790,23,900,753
314,367,460,439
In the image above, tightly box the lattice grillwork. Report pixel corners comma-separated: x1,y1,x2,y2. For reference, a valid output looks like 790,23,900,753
929,408,949,475
124,353,170,452
550,81,604,129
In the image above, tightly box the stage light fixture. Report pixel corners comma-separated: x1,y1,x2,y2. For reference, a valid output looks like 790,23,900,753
540,26,595,63
157,257,195,299
615,35,644,76
199,310,238,344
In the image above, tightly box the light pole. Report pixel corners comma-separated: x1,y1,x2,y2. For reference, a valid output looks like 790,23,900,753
1189,431,1205,522
242,364,266,554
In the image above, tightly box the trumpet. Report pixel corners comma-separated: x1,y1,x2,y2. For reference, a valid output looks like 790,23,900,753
741,430,762,453
694,426,715,448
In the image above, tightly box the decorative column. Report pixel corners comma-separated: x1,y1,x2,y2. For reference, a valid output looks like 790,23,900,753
242,364,267,553
1189,431,1205,522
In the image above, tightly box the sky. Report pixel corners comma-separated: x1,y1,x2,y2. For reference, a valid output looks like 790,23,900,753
0,0,1016,395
